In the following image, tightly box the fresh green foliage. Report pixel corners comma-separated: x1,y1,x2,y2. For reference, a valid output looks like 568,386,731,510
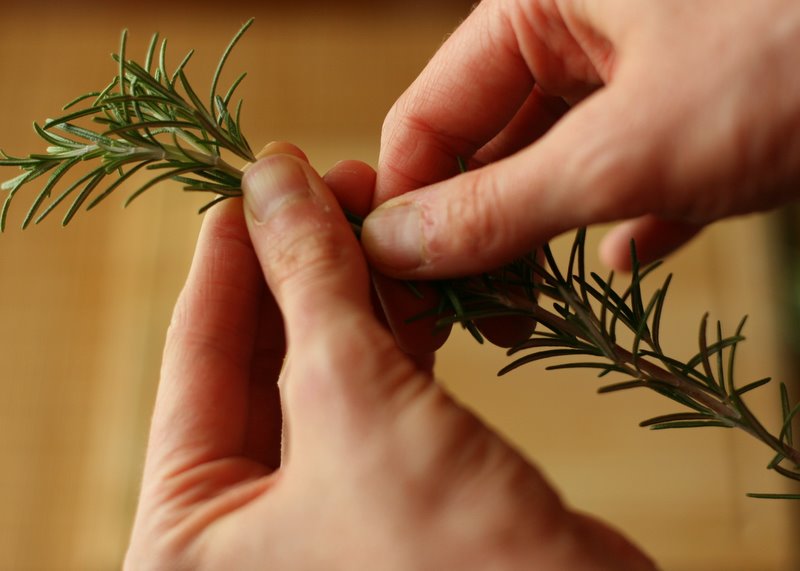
2,19,799,499
0,18,256,231
431,229,800,499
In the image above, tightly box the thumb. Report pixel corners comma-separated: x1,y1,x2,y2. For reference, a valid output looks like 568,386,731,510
242,152,372,341
361,89,659,279
241,152,428,429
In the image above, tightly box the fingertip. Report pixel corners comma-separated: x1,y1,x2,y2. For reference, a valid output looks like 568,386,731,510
323,160,377,217
201,193,246,233
371,272,451,354
242,153,314,226
365,161,547,280
598,224,635,271
362,200,425,276
476,316,537,349
599,216,703,271
255,141,309,162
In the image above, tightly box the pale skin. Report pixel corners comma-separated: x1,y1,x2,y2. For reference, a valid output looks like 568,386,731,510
124,144,654,570
362,0,800,277
128,0,800,567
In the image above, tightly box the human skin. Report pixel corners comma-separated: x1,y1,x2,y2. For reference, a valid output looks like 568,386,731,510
361,0,800,277
124,144,656,570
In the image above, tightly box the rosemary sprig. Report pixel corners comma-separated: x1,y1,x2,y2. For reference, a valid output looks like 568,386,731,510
2,19,799,499
432,229,800,499
0,18,256,231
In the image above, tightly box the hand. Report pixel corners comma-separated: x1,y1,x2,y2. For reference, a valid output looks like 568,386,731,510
362,0,800,276
124,144,655,570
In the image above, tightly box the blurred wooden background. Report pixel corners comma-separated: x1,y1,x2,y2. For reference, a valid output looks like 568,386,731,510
0,2,797,569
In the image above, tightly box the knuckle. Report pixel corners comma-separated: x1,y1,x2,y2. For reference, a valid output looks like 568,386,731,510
425,169,511,263
266,226,356,298
289,315,427,414
565,123,659,222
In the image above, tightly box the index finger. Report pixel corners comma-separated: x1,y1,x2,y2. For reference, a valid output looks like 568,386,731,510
376,0,610,205
146,199,281,477
377,1,534,204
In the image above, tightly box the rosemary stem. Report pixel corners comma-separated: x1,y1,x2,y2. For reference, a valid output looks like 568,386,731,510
159,144,243,179
482,274,800,472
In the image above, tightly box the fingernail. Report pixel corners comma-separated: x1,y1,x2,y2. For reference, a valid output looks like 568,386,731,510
257,141,309,162
255,141,279,160
362,203,424,271
243,155,311,224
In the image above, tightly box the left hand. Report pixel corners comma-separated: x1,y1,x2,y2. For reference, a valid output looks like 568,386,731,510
124,144,654,571
364,0,800,276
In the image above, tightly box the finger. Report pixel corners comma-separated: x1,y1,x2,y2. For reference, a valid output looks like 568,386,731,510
243,142,312,467
323,165,528,351
243,152,373,336
376,0,608,205
476,315,537,349
150,198,282,475
324,160,451,355
322,159,376,216
472,85,571,167
370,272,451,354
257,141,309,162
599,216,703,271
242,153,430,432
363,85,661,279
243,282,285,470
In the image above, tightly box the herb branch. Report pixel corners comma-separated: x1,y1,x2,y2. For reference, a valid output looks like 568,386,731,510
2,19,798,499
0,18,255,231
428,229,800,499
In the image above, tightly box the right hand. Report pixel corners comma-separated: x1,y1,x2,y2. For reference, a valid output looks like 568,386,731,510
362,0,800,276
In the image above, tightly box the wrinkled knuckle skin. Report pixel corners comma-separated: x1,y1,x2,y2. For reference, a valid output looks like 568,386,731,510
380,101,402,148
265,228,355,298
425,170,510,265
565,128,657,223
